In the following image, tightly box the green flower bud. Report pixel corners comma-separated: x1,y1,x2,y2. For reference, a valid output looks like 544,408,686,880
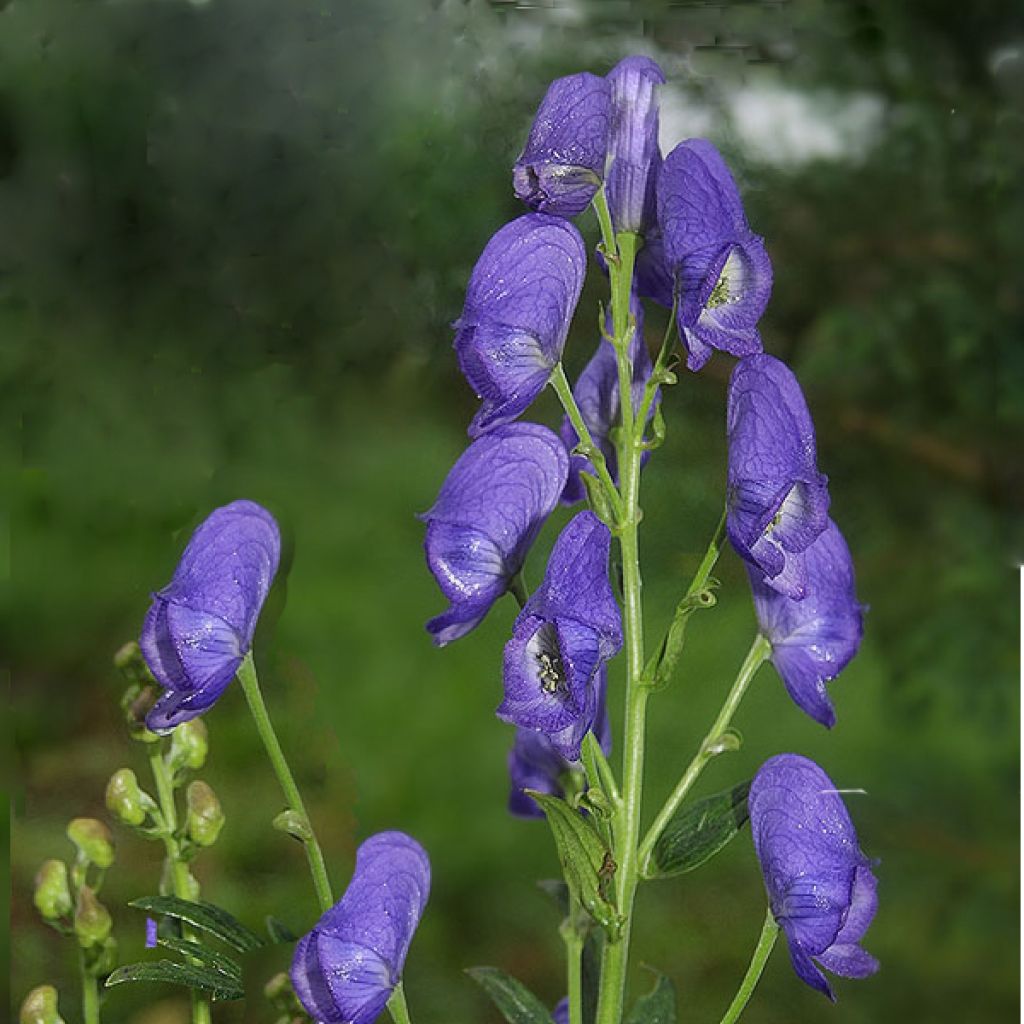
263,972,291,1003
105,769,149,827
169,719,209,772
20,985,65,1024
93,936,119,975
66,818,115,869
33,860,72,921
74,887,112,948
114,643,159,741
272,809,311,842
113,641,152,685
186,781,225,847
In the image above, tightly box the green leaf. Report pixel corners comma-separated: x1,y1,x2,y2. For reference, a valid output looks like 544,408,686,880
155,936,242,980
466,966,552,1024
129,896,263,952
265,915,298,944
624,971,677,1024
527,791,622,940
105,959,244,1001
645,782,751,879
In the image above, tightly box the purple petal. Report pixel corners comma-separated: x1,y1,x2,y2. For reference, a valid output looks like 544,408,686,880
422,424,568,646
751,519,864,727
318,936,394,1024
291,932,339,1021
456,215,586,435
507,728,569,819
513,74,611,218
727,355,829,596
552,997,570,1024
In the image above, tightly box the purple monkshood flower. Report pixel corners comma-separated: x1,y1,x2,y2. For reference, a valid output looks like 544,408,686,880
559,298,656,505
513,73,611,217
140,500,280,733
606,56,665,234
497,512,622,761
508,667,612,819
727,354,830,599
145,918,158,949
291,832,430,1024
749,754,879,1000
751,519,864,728
455,214,586,437
552,997,570,1024
422,424,568,646
657,139,773,370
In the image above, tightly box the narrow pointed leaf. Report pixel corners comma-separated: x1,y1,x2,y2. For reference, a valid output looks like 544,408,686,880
646,782,751,879
155,937,243,980
105,959,244,1001
265,915,298,944
466,966,552,1024
128,896,263,952
624,971,677,1024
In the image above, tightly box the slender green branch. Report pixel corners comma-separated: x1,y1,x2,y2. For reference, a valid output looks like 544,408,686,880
717,910,779,1024
387,982,413,1024
581,732,621,808
236,653,334,913
592,189,618,264
562,893,585,1024
638,635,771,872
684,506,727,599
633,301,678,442
509,573,529,610
80,950,100,1024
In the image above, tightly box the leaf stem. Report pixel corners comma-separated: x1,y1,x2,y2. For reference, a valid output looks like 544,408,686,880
563,893,585,1024
387,981,413,1024
717,910,779,1024
235,653,334,913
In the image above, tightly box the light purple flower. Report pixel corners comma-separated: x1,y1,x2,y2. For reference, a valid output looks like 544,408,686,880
422,424,568,646
657,139,773,370
513,73,611,217
455,214,587,437
751,520,864,728
727,355,830,599
606,56,665,233
497,512,622,761
140,500,280,733
145,917,158,948
558,298,656,505
749,755,879,1000
291,832,430,1024
552,997,570,1024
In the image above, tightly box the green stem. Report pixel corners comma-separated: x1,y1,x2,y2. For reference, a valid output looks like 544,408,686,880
717,910,779,1024
633,301,677,439
592,189,618,263
80,950,100,1024
564,911,585,1024
236,653,334,913
637,635,771,873
684,506,727,599
387,981,413,1024
582,732,621,808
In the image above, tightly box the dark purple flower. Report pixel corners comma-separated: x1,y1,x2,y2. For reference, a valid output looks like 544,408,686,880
552,997,570,1024
513,74,611,217
145,917,158,948
606,56,665,233
750,520,864,728
497,512,622,761
507,667,611,819
141,500,280,733
455,215,587,437
749,754,879,1000
559,298,656,504
422,424,568,646
291,832,430,1024
657,139,772,370
727,355,830,599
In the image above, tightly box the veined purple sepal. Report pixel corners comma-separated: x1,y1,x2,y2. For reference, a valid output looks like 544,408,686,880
422,423,568,646
455,214,586,436
749,755,879,1000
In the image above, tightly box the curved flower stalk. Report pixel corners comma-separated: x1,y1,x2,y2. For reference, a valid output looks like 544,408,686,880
513,73,611,217
422,423,568,645
748,754,879,999
498,512,622,761
140,500,280,732
657,139,773,370
727,354,830,599
455,215,587,437
291,832,431,1024
750,519,865,727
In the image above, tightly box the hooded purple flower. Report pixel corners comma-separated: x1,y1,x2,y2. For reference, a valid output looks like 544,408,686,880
497,512,622,761
140,500,280,733
727,355,830,599
657,139,773,370
558,298,656,504
455,215,587,437
513,73,611,217
291,832,430,1024
507,667,611,819
751,520,864,728
749,754,879,1000
423,423,568,646
605,56,665,234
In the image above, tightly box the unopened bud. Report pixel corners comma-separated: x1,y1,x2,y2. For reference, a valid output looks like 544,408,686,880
33,860,72,921
264,972,291,1003
704,728,742,757
20,985,65,1024
169,719,208,772
113,642,152,685
105,769,149,827
186,781,225,847
67,819,115,869
272,809,311,843
94,936,118,975
74,887,112,948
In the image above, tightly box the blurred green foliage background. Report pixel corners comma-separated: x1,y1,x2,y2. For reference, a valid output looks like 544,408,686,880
6,0,1022,1021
